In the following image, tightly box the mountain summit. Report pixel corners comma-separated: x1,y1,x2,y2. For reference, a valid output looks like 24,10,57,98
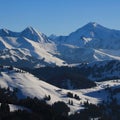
52,22,120,49
21,27,49,43
0,27,50,43
81,22,101,29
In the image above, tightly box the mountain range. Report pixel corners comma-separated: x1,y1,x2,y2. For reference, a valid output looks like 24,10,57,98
50,22,120,49
0,27,65,68
0,22,120,68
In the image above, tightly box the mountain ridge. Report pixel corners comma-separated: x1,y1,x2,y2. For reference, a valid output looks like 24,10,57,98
0,22,120,68
0,27,66,68
51,22,120,49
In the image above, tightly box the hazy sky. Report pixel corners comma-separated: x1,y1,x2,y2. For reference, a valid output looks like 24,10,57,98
0,0,120,36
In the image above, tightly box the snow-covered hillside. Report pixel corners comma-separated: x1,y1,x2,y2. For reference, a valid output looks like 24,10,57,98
0,66,120,113
0,27,65,68
53,44,120,64
48,22,120,64
0,66,95,112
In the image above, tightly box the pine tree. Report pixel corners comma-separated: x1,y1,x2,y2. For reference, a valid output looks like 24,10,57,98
0,103,10,113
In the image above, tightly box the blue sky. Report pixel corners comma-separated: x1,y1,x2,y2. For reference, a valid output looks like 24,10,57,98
0,0,120,36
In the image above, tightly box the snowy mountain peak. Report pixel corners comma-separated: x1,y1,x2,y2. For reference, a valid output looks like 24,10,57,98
85,22,98,27
21,26,39,38
52,22,120,50
22,26,38,34
0,28,20,37
91,22,98,27
89,22,99,26
0,28,11,36
80,22,106,31
21,27,49,43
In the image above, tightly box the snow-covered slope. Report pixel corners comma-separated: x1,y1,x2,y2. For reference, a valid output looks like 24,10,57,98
0,27,65,68
53,44,120,64
49,22,120,64
0,66,120,113
0,69,57,100
76,79,120,104
0,66,96,112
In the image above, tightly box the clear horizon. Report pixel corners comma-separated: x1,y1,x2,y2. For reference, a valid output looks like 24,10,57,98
0,0,120,36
